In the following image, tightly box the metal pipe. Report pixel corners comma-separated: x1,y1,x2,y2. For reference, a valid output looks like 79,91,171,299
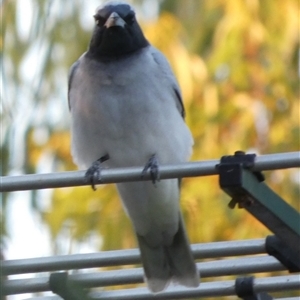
23,275,300,300
2,239,266,276
254,274,300,292
276,298,300,300
93,275,300,299
90,275,300,299
3,256,285,295
1,152,299,192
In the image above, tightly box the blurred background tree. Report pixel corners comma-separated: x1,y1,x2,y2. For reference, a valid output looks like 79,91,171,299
1,0,299,297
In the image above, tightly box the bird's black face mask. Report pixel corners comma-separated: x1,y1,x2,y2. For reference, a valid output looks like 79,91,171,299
88,3,149,60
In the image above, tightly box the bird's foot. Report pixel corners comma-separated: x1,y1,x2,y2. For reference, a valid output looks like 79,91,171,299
85,154,109,191
142,154,160,185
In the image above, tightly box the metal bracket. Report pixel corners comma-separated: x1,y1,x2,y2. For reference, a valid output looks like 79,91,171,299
235,276,273,300
265,235,300,272
218,151,300,259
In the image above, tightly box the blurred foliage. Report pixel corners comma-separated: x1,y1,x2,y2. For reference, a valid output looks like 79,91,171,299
1,0,300,297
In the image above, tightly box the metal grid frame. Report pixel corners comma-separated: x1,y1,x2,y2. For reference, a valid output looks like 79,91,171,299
1,151,300,299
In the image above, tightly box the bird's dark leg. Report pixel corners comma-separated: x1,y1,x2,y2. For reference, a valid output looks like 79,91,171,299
85,154,110,191
142,154,160,185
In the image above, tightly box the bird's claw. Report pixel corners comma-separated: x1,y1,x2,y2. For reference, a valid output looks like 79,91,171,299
85,154,109,191
142,154,160,185
85,161,102,191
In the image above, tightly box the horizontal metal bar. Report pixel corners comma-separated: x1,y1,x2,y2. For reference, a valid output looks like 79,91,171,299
2,238,266,276
24,275,300,300
254,274,300,292
24,297,61,300
91,275,300,299
1,160,217,192
25,296,300,300
3,256,286,295
27,296,300,300
1,152,299,192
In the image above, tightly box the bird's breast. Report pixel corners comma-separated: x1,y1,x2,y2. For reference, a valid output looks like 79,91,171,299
70,53,193,168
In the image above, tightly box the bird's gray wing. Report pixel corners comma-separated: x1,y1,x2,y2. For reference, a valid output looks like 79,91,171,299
67,60,81,110
150,47,185,118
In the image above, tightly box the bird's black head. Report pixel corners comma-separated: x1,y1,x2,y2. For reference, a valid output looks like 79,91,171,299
87,1,149,60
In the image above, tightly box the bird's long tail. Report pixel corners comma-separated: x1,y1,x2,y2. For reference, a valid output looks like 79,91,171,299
136,214,200,293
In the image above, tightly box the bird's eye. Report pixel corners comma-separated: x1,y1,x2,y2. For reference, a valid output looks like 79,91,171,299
93,15,106,26
124,12,135,25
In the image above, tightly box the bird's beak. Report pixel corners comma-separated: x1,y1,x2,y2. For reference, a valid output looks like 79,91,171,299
105,12,126,28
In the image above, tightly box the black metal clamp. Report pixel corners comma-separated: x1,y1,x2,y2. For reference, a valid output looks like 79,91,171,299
217,151,300,264
217,151,264,209
235,276,273,300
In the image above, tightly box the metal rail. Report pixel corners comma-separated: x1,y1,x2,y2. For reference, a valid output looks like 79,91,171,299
2,238,266,276
2,152,299,299
91,275,300,299
21,275,300,300
1,152,299,192
3,256,286,295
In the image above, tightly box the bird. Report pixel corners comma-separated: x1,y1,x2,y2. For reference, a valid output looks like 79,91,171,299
68,0,199,293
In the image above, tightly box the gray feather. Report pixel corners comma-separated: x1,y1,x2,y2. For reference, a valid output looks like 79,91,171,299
68,60,81,110
137,213,199,293
150,47,185,118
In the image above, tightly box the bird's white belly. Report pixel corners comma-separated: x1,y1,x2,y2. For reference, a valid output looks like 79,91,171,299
71,79,192,169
